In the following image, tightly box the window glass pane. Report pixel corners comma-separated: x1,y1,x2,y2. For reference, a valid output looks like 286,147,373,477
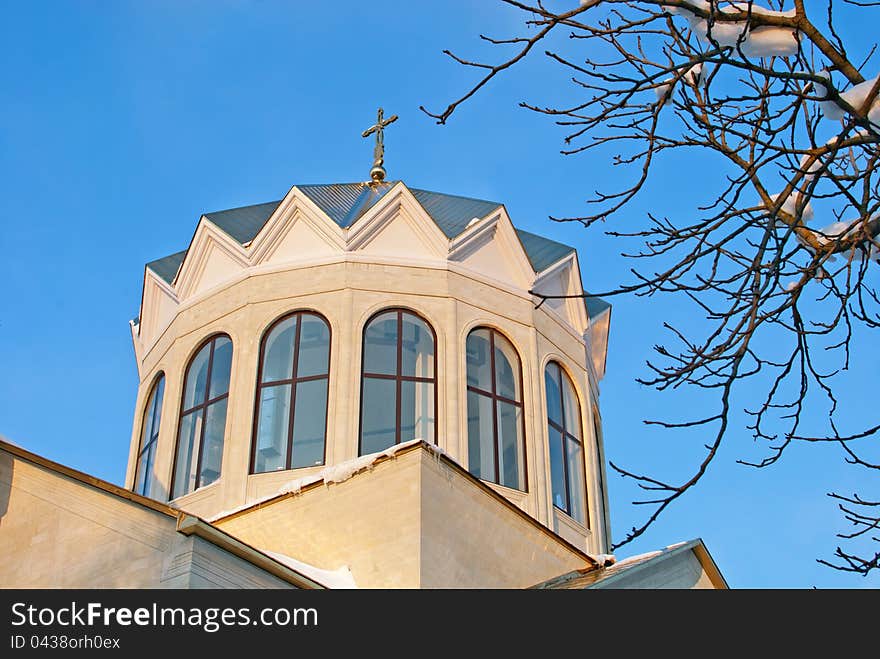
494,334,520,402
544,363,563,426
135,443,150,496
363,311,398,375
400,379,434,443
548,425,567,512
141,378,162,453
361,376,397,454
297,314,330,378
465,329,492,391
497,400,525,491
561,373,582,440
291,379,328,468
566,438,587,526
152,377,165,435
200,398,227,489
208,337,233,399
141,444,160,499
182,344,211,410
141,414,154,453
254,384,291,473
263,317,297,383
145,376,165,444
173,410,202,499
466,390,494,481
401,314,434,379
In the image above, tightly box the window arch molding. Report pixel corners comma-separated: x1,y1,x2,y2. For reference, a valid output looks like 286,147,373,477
134,370,166,499
542,356,590,527
463,324,528,492
358,306,438,455
170,332,234,499
250,309,332,474
355,302,443,343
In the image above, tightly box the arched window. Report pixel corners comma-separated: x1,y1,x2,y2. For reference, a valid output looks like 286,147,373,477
466,328,526,490
360,309,436,455
134,374,165,499
545,362,588,526
251,312,330,473
171,335,233,499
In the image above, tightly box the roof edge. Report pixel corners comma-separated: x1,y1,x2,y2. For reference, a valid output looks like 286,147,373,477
212,440,601,569
0,439,177,518
176,514,326,589
0,439,328,589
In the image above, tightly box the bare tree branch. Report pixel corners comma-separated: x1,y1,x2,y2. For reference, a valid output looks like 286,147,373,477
431,0,880,576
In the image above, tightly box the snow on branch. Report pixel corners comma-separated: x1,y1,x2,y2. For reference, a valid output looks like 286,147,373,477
427,0,880,576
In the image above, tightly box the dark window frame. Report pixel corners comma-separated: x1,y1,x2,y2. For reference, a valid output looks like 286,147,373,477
170,334,233,499
134,372,165,498
547,361,589,528
358,308,438,455
465,327,528,492
249,310,331,474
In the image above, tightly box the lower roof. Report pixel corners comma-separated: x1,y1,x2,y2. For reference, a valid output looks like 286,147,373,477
0,438,327,589
531,538,729,589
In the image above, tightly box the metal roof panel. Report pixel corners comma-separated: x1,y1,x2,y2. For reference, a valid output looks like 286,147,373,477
145,250,187,284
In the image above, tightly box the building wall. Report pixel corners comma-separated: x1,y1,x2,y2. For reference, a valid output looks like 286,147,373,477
129,256,609,555
216,446,424,589
418,448,592,588
215,445,592,588
0,448,293,589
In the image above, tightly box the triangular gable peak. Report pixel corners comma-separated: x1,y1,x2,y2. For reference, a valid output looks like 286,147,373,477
167,187,350,301
248,186,347,265
585,297,611,384
132,267,180,371
532,252,590,336
345,182,449,259
174,219,250,301
136,182,590,362
448,206,536,292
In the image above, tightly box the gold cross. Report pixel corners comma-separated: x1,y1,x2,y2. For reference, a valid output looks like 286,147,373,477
362,107,398,182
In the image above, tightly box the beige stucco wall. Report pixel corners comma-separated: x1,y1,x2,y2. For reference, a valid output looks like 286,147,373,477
216,446,423,589
0,448,294,588
215,444,592,588
418,448,593,588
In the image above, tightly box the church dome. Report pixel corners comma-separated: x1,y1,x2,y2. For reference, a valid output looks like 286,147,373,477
126,180,612,557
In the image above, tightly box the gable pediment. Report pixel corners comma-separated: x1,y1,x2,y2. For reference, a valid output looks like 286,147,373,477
448,209,535,291
135,182,589,365
175,221,249,300
346,184,448,259
532,253,589,335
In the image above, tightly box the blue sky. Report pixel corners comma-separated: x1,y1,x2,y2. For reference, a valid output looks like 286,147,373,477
1,1,876,588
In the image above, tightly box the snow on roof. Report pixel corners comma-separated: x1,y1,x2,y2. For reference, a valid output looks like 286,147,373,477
263,550,357,589
209,439,446,522
590,540,697,572
533,539,709,589
587,553,616,567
